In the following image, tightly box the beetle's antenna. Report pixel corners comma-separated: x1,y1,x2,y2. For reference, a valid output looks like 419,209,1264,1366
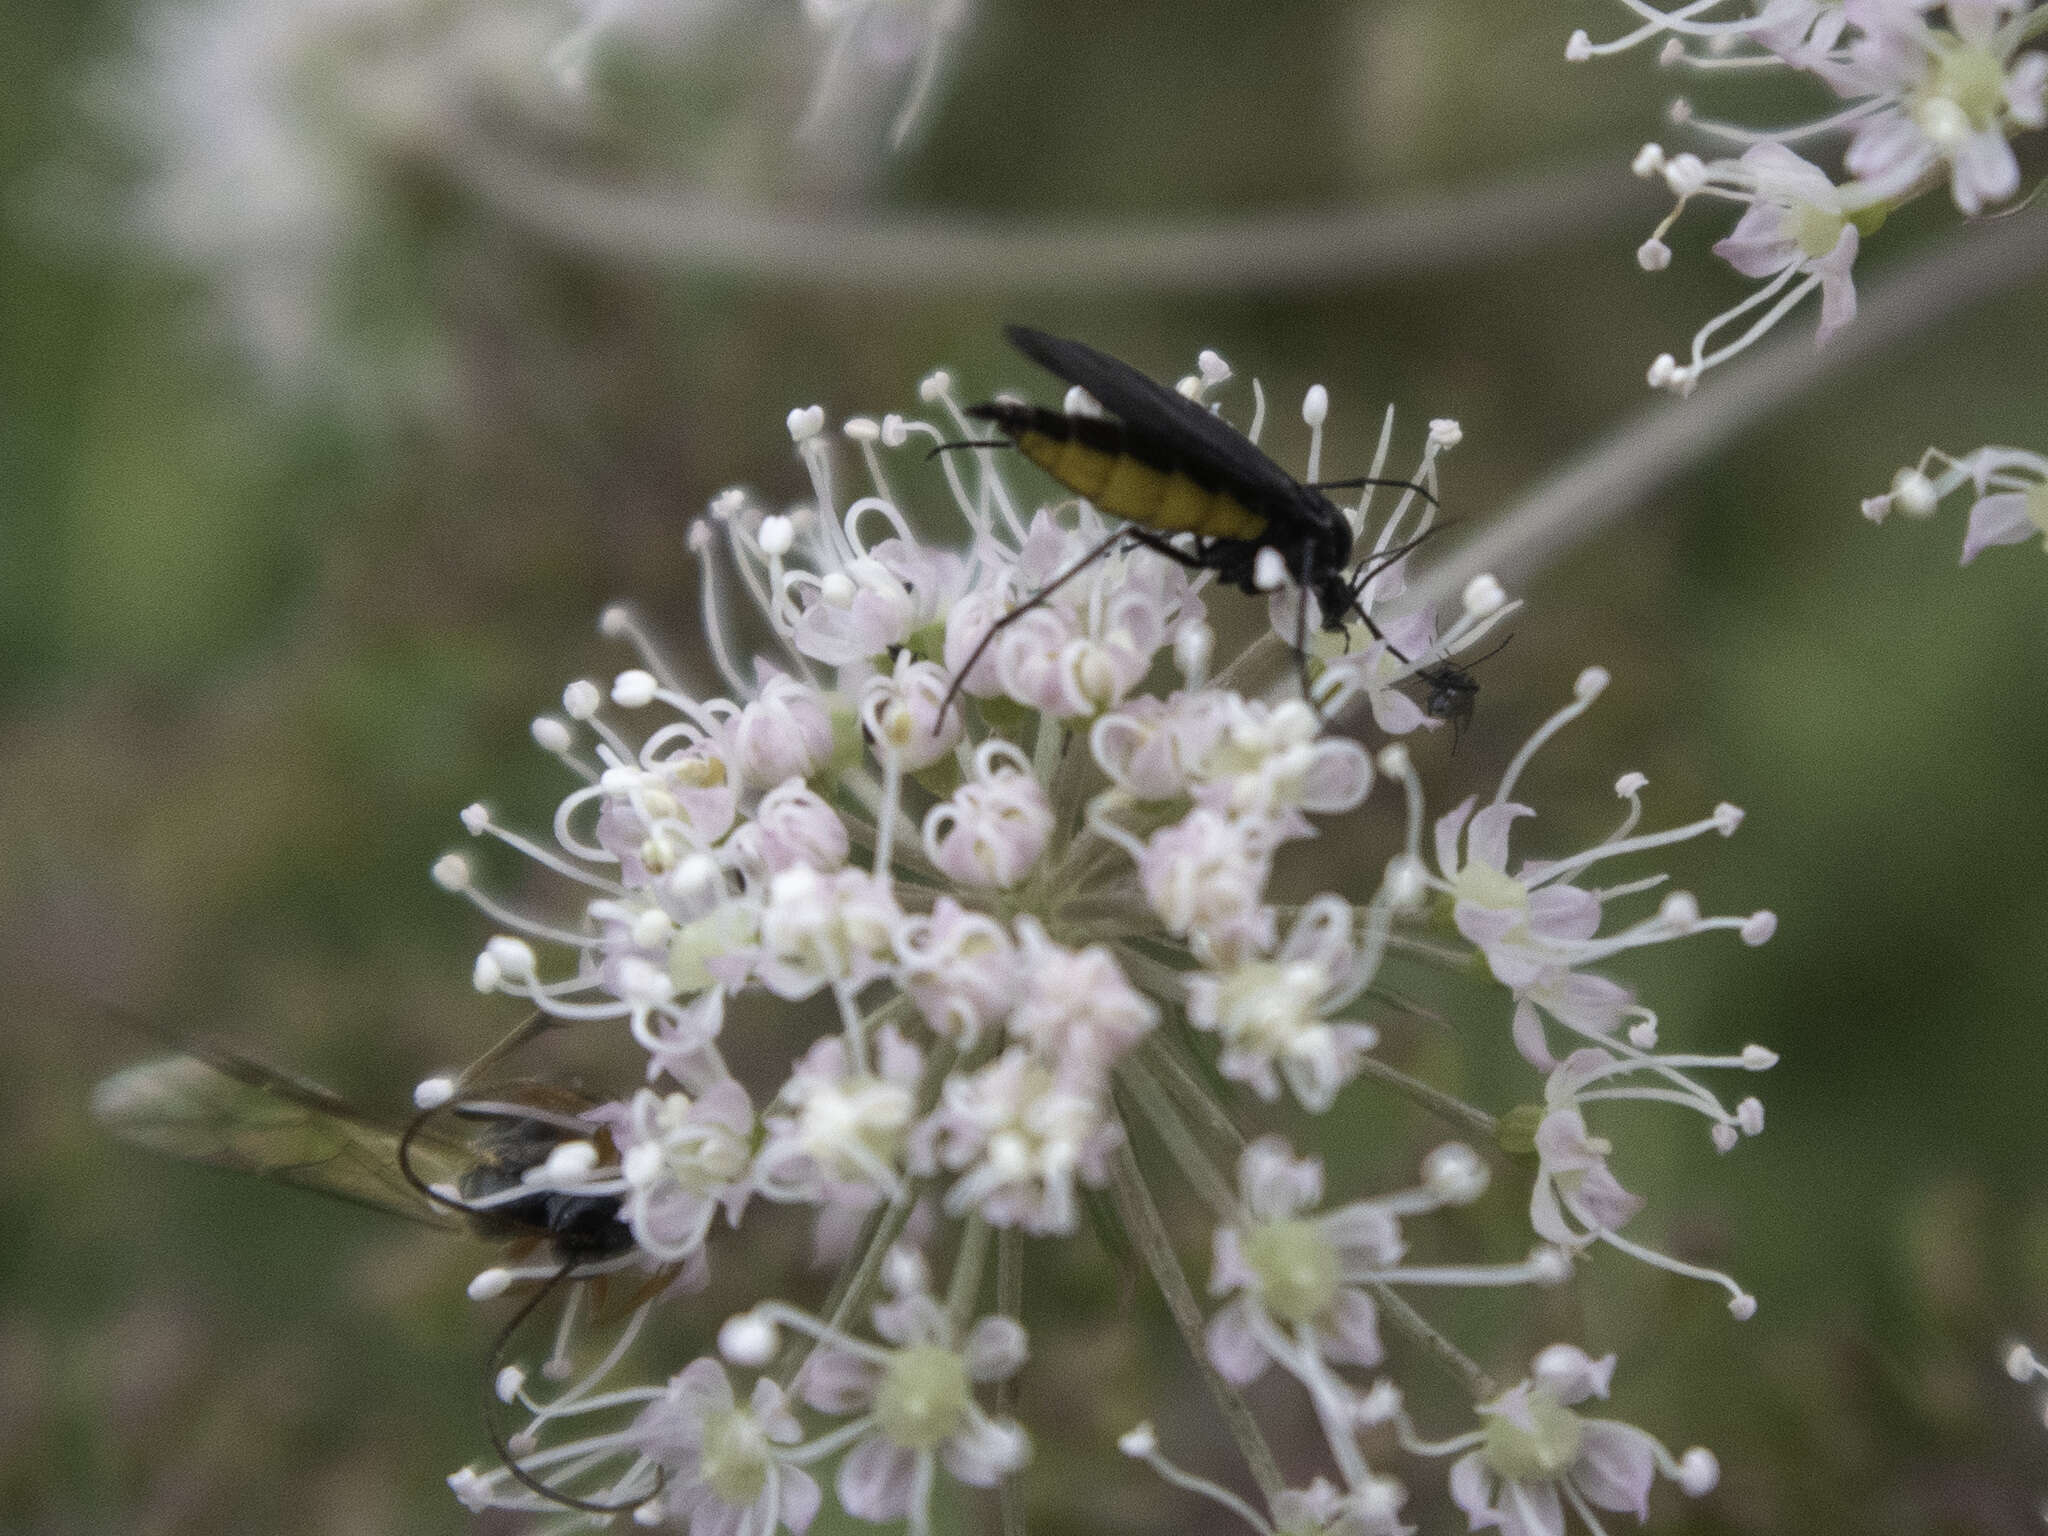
925,439,1009,460
481,1258,664,1515
938,526,1127,722
1308,475,1439,508
1337,527,1442,663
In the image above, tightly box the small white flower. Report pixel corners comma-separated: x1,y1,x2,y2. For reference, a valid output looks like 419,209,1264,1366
921,741,1053,889
1439,1349,1714,1536
914,1048,1121,1235
891,897,1025,1050
794,1262,1029,1536
755,865,903,999
731,668,838,791
1185,894,1382,1112
860,652,964,771
727,777,852,880
630,1360,822,1536
1138,809,1277,964
1204,1138,1404,1387
755,1025,923,1205
1005,918,1158,1088
614,1078,755,1264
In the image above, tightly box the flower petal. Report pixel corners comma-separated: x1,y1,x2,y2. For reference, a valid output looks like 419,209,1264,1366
837,1435,922,1522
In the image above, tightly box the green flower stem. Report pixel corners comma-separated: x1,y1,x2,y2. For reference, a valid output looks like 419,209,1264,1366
1351,1053,1499,1143
1363,1278,1497,1402
946,1215,992,1332
1139,1033,1247,1157
1106,1138,1285,1502
777,1189,917,1388
996,1230,1027,1536
1117,1056,1238,1219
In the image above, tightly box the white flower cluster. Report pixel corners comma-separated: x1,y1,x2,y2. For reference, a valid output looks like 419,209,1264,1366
1571,0,2048,392
431,345,1776,1536
1862,441,2048,562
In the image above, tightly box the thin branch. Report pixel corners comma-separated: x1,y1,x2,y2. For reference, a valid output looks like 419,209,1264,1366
447,137,1650,291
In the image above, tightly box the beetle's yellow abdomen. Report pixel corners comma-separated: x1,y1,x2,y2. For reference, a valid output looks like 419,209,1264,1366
1015,429,1266,542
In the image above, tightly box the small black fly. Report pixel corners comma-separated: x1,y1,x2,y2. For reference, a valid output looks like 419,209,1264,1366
940,326,1464,725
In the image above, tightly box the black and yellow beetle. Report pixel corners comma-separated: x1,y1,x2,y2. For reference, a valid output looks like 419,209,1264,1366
942,325,1450,719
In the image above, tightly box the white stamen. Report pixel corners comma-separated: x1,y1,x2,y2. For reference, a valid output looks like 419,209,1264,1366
612,670,659,709
719,1311,780,1366
1678,1448,1720,1497
414,1076,457,1110
432,854,471,891
1461,573,1505,617
759,514,796,555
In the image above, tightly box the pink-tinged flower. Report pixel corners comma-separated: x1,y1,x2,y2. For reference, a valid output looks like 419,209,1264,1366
1184,893,1382,1111
1005,918,1158,1088
1529,1103,1646,1254
1189,696,1374,834
731,667,837,791
913,1048,1120,1235
754,865,902,999
1638,143,1866,394
727,778,851,880
1319,611,1439,737
1440,1347,1717,1536
1272,1475,1414,1536
790,1257,1029,1536
1204,1138,1403,1387
1424,669,1771,1069
860,652,963,771
588,728,740,876
921,741,1053,889
1835,2,2045,215
948,509,1192,719
755,1025,923,1206
1089,691,1230,800
1708,144,1861,341
891,897,1024,1050
1527,1048,1768,1314
1862,443,2048,565
613,1077,756,1264
630,1361,822,1536
790,536,970,668
1962,475,2048,561
1138,808,1277,965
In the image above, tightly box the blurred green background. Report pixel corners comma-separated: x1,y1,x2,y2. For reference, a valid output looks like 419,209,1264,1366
5,0,2048,1531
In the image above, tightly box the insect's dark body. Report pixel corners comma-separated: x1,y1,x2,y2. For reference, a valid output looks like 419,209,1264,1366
453,1105,633,1261
967,328,1367,638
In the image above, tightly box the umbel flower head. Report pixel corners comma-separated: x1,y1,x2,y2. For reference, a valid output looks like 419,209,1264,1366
427,337,1775,1531
1571,0,2048,391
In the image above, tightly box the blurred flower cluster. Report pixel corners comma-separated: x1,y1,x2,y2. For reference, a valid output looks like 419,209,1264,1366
1570,0,2048,393
425,343,1779,1534
96,0,969,402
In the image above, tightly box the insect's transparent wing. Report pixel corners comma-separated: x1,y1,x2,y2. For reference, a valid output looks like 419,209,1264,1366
92,1052,468,1228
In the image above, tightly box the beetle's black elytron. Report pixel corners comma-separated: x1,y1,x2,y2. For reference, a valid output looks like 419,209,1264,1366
92,1035,651,1515
943,325,1462,723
